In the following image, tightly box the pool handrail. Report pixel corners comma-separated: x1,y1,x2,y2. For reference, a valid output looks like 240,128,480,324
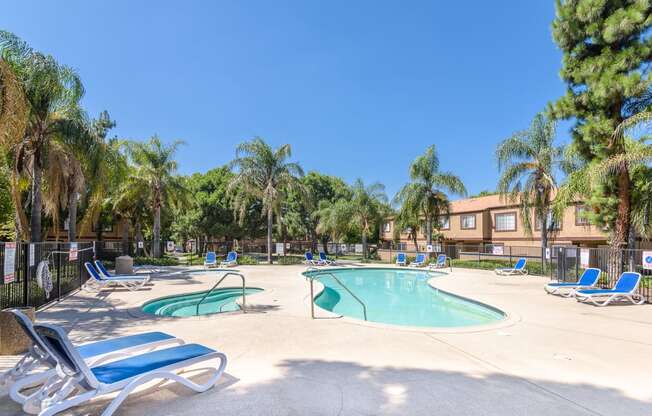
305,268,368,321
196,271,247,316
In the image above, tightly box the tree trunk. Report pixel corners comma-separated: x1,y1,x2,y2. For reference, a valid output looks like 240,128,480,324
540,212,548,273
321,235,329,255
67,192,78,242
426,217,433,246
152,204,161,258
412,232,418,252
267,209,273,264
30,151,42,242
613,165,631,249
362,232,368,259
121,218,130,256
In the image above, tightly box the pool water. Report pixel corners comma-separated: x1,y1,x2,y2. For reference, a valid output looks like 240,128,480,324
142,287,262,317
310,268,504,328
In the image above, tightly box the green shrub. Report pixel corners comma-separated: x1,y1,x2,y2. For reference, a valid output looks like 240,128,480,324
450,258,547,276
277,255,303,265
134,256,179,266
236,255,258,265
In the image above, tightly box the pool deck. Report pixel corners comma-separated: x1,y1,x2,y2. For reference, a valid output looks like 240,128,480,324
2,264,652,415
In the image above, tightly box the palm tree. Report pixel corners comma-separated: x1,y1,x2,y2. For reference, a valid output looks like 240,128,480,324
496,113,568,251
0,56,28,239
315,199,352,248
229,137,304,264
393,207,420,251
126,136,186,257
394,145,466,247
0,30,86,241
77,112,126,237
349,179,387,259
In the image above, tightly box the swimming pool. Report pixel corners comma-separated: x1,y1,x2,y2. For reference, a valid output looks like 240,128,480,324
307,268,504,328
142,287,262,317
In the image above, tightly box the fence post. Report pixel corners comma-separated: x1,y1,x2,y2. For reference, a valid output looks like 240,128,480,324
22,243,29,307
56,242,62,302
509,246,512,266
78,244,84,288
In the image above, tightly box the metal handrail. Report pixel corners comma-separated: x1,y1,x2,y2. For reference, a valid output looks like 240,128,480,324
196,271,246,316
306,270,367,321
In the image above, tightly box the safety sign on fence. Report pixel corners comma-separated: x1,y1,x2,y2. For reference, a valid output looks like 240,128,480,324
580,249,590,268
4,242,16,284
643,251,652,270
69,242,78,261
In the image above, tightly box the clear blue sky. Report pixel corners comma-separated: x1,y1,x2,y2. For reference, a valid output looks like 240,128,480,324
1,1,569,199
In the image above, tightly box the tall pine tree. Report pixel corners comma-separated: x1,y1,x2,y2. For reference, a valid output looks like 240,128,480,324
549,0,652,248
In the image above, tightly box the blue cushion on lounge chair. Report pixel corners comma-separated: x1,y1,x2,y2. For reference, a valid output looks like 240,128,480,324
77,332,175,359
91,344,215,384
95,261,113,277
575,289,617,295
548,268,600,287
548,282,587,287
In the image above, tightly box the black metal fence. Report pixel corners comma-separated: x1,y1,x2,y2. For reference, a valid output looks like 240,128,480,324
0,241,94,310
95,240,164,261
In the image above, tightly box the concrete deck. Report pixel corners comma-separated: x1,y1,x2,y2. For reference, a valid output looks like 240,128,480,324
2,265,652,415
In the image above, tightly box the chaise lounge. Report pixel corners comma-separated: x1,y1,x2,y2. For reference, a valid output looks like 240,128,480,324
495,258,528,276
574,271,645,306
83,262,150,291
220,251,238,267
544,267,601,297
28,323,227,416
0,309,183,406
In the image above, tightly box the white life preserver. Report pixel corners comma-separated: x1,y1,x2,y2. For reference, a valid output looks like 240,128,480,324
36,260,54,299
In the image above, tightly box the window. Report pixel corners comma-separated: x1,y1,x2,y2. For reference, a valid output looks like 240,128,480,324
575,205,590,226
439,216,450,230
495,212,516,232
460,214,476,230
535,211,561,231
397,242,407,251
383,223,391,232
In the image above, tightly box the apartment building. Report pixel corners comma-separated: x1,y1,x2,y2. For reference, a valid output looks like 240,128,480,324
381,194,608,250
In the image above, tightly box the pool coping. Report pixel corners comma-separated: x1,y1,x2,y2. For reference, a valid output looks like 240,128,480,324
301,265,520,334
128,281,268,321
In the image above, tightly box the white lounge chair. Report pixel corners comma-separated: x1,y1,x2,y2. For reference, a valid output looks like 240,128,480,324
94,260,150,280
495,258,528,275
220,251,238,267
305,252,324,266
545,267,601,297
575,272,645,306
409,253,427,268
84,262,150,291
0,309,182,406
395,252,407,266
203,251,218,268
428,254,448,270
28,323,227,416
319,252,335,265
